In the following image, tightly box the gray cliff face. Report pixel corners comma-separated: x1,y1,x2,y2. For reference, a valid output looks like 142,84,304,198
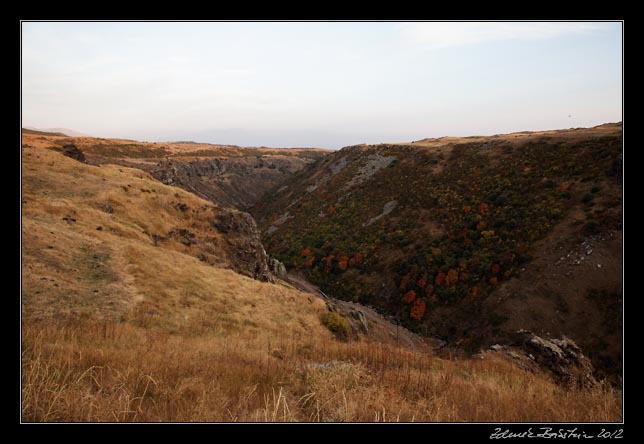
149,157,314,211
212,208,273,282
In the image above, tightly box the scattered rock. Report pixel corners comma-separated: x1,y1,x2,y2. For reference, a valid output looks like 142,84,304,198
174,202,189,212
348,308,369,334
167,228,197,246
62,214,76,223
364,200,398,227
99,202,114,213
96,226,102,231
61,144,86,162
343,152,396,191
268,257,287,279
303,360,352,370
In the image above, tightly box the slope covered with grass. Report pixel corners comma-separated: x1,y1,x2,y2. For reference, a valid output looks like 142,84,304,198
21,146,621,422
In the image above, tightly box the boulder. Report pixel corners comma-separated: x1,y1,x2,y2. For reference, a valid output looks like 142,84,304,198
61,144,86,163
99,202,114,214
509,330,597,388
268,257,287,279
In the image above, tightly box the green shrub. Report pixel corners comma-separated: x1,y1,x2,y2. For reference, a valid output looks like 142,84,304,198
322,312,353,340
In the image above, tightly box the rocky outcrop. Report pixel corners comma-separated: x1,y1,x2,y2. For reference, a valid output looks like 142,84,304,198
490,330,597,388
348,307,369,334
62,144,86,163
148,157,313,211
325,301,369,337
212,208,273,282
268,257,287,279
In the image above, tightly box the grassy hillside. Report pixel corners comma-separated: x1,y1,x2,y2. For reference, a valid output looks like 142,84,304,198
21,129,330,161
255,124,622,376
21,129,331,212
21,146,621,422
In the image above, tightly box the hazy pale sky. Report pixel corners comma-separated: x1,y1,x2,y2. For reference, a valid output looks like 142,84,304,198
21,22,622,148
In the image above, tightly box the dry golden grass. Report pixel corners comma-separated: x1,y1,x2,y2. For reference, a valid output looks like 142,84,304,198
21,147,622,422
22,319,621,422
20,130,331,158
395,122,623,149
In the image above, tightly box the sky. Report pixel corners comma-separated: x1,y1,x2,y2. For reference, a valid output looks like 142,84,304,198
21,22,622,148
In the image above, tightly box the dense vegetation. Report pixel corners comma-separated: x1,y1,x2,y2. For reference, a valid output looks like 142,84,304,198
256,133,622,339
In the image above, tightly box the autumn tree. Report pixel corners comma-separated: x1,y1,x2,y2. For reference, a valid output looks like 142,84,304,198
435,272,446,286
446,269,459,286
403,290,416,303
337,255,349,270
305,256,315,267
417,273,428,288
301,247,312,257
410,299,426,320
349,252,362,267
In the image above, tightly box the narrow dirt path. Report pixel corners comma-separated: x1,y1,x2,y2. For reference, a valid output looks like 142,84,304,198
286,272,440,353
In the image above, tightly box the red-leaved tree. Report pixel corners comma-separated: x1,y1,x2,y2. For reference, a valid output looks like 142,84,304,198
447,269,459,286
410,299,426,320
403,290,417,303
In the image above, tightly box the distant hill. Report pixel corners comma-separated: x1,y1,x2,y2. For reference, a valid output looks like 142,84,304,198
23,126,91,137
22,128,68,137
20,130,331,212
